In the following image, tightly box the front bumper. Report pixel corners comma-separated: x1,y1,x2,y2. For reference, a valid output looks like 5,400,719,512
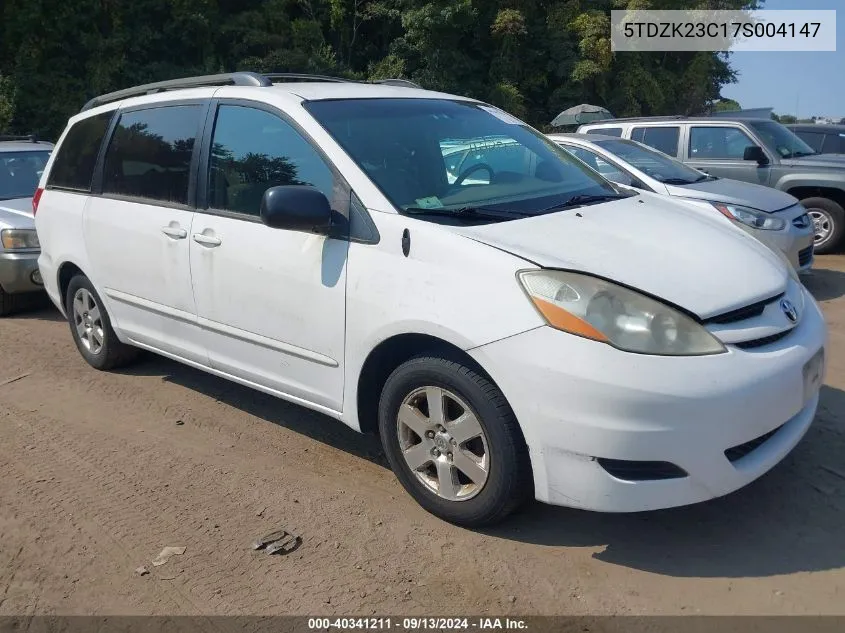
468,286,827,512
747,209,814,273
0,250,43,294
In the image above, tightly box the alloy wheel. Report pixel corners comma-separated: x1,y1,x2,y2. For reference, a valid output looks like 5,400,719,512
72,288,105,355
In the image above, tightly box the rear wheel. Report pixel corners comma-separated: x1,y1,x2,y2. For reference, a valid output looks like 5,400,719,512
65,274,138,370
378,355,532,527
802,197,844,254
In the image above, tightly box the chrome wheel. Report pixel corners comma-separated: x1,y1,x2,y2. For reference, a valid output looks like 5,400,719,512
396,386,489,501
72,288,104,355
808,208,833,247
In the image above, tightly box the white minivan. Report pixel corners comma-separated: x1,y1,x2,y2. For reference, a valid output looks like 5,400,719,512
35,73,827,526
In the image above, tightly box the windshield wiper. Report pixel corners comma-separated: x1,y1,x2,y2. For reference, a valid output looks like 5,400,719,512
402,205,531,222
540,193,629,213
660,177,696,185
791,150,817,158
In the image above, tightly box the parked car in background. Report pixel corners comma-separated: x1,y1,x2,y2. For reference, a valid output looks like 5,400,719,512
36,72,826,526
787,124,845,155
550,133,814,273
577,116,845,253
0,135,52,315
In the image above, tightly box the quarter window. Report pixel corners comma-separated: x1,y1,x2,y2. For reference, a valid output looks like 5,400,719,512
630,126,680,156
688,126,755,160
207,105,334,217
102,105,202,205
47,112,113,192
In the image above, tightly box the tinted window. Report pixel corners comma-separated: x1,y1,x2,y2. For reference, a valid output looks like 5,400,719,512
586,127,622,137
306,99,617,218
0,151,51,199
747,120,815,158
689,126,755,160
595,138,707,185
795,131,825,152
208,105,334,216
47,112,112,191
821,134,845,154
630,126,680,156
561,145,632,185
102,106,202,205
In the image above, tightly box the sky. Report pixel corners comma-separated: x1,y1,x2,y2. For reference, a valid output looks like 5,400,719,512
720,0,843,119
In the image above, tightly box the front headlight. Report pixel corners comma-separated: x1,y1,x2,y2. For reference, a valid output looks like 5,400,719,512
711,202,786,231
0,228,40,250
518,270,726,356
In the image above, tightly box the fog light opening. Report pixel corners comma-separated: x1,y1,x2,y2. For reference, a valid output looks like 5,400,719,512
30,270,43,285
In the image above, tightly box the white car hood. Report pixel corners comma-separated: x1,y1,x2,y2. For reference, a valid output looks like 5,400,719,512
455,193,789,319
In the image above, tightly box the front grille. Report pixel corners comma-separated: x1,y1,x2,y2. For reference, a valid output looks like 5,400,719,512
596,458,688,481
725,424,784,462
792,213,811,229
704,293,783,325
798,246,814,266
734,328,793,349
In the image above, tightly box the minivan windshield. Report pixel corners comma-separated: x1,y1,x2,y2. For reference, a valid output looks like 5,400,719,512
593,138,710,185
0,150,51,200
305,99,623,220
748,120,816,159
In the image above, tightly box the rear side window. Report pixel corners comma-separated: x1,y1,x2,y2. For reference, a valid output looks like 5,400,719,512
47,112,112,191
586,127,622,137
630,126,680,156
102,105,202,205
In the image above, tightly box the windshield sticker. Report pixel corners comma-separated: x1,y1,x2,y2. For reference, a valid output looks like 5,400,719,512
414,196,444,209
478,105,522,125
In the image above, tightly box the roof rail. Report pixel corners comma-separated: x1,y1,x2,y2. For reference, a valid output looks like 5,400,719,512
263,73,351,84
80,72,271,112
583,115,687,125
372,78,422,89
0,134,38,143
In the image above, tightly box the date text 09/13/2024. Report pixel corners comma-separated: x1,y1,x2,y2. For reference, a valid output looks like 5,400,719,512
307,618,528,630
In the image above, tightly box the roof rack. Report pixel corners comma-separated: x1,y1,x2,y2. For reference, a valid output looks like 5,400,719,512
80,72,271,112
80,72,425,112
0,134,38,143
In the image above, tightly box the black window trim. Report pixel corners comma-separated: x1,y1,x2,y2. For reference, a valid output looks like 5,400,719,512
195,97,352,224
91,98,211,212
45,110,116,194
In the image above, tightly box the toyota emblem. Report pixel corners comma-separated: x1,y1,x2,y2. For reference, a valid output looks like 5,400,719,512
781,299,799,324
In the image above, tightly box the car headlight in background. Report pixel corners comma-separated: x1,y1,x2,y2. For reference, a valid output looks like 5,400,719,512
0,228,40,250
518,270,726,356
711,202,786,231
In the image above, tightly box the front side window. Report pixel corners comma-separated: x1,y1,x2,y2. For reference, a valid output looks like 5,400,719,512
208,105,334,216
688,126,757,160
595,138,708,185
748,120,816,158
305,99,617,218
630,126,680,156
795,131,825,153
47,111,112,192
102,105,202,205
0,150,51,200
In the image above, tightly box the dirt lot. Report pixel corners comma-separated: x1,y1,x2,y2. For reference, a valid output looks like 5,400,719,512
1,256,844,617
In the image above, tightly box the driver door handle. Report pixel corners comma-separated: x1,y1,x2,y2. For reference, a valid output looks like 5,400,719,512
192,233,222,247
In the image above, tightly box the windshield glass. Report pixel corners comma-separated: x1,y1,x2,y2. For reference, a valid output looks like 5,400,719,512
594,138,707,184
748,120,816,158
305,99,618,218
0,150,51,200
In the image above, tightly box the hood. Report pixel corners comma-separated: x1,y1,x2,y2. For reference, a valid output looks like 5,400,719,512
781,153,845,170
455,193,788,320
664,177,796,213
0,197,35,230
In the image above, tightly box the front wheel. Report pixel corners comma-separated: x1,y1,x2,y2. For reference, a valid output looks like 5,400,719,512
378,355,532,527
802,197,844,254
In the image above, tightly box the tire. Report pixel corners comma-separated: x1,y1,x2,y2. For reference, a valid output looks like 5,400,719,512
378,355,532,527
65,274,138,370
801,196,845,254
0,286,23,317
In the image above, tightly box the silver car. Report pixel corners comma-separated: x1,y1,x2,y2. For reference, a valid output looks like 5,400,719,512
0,136,53,315
550,133,815,273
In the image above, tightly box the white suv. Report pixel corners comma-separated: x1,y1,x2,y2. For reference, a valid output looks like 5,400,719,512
36,73,827,526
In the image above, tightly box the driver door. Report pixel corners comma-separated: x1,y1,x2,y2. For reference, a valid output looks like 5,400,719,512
684,125,772,185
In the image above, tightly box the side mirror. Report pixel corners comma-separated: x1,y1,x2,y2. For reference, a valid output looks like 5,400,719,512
260,186,332,232
743,145,769,165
